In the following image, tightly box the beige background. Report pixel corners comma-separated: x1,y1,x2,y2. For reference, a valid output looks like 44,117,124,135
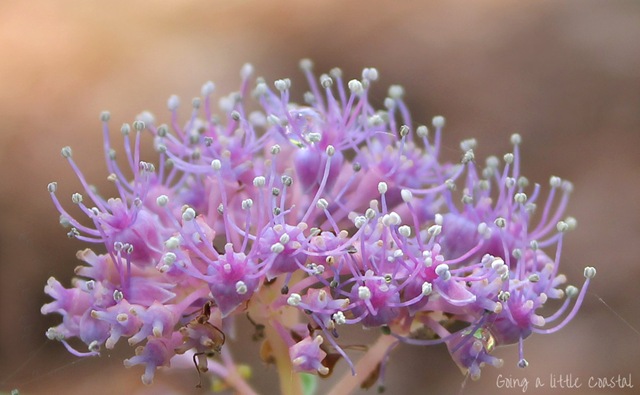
1,1,639,394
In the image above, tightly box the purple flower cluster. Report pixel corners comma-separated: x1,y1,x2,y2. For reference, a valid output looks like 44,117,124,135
43,61,595,388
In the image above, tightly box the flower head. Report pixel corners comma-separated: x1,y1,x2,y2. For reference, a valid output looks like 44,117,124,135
43,60,593,389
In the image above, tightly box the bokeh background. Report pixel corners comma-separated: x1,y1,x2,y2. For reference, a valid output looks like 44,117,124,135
1,0,639,394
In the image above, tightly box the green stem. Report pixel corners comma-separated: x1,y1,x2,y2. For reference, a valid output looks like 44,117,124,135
327,334,397,395
265,322,303,395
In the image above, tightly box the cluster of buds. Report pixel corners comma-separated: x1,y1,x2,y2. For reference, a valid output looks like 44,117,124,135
42,61,595,392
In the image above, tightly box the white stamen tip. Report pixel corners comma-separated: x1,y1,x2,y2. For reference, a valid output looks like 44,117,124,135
378,182,388,194
388,85,404,99
235,281,248,295
584,266,596,279
332,311,346,325
358,286,372,300
421,282,433,296
156,195,169,207
401,189,413,202
348,79,364,94
432,116,445,128
211,159,222,171
316,198,329,210
253,176,266,187
182,208,196,221
271,242,285,254
287,293,302,306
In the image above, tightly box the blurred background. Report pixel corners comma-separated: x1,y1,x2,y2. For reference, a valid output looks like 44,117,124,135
1,0,639,394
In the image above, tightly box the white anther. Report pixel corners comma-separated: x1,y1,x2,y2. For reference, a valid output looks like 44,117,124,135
530,240,539,250
432,116,445,128
564,216,577,230
416,125,428,138
235,281,248,295
156,195,169,207
270,144,281,155
100,111,111,122
362,67,379,81
200,81,215,97
279,233,290,245
518,359,529,368
397,190,412,204
287,293,302,306
85,280,95,291
211,159,222,171
511,133,522,145
398,225,411,237
281,175,293,187
550,176,562,188
368,114,384,126
358,286,372,300
491,257,505,270
326,145,335,156
332,311,346,325
477,222,491,239
399,125,410,137
167,95,180,111
61,146,72,158
307,132,322,143
517,176,529,188
503,153,514,164
365,208,376,219
461,195,473,205
562,180,574,193
71,193,83,204
253,176,266,187
254,82,268,96
445,179,456,191
514,193,527,204
113,290,124,302
236,64,253,81
512,248,522,259
565,285,578,298
556,221,568,232
498,291,511,302
163,252,177,265
435,263,451,280
299,58,313,71
274,79,288,91
242,199,253,210
182,208,196,221
384,97,395,109
460,139,477,151
421,282,433,296
494,217,506,228
316,198,329,210
427,224,442,237
505,177,516,189
378,182,388,194
47,182,57,193
132,120,145,131
165,236,180,249
88,340,100,353
354,216,366,229
348,79,364,94
527,273,540,283
271,242,285,254
320,74,333,88
584,266,596,279
388,85,404,99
